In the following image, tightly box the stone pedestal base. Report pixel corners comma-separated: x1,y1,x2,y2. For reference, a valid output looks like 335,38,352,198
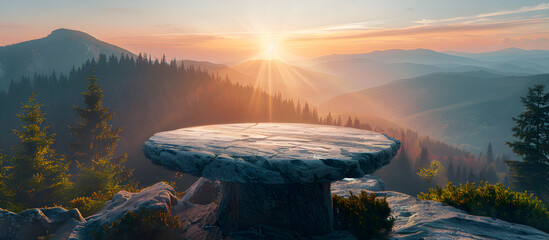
216,182,333,236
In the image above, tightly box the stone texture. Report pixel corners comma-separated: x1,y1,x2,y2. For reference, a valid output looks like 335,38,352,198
143,123,400,184
0,207,84,240
331,182,549,240
69,182,178,240
331,175,387,193
182,177,221,205
217,182,333,236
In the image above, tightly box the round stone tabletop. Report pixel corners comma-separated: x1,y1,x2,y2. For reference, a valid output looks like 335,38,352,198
143,123,400,184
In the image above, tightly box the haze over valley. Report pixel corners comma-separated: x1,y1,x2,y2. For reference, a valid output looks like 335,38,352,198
1,1,549,238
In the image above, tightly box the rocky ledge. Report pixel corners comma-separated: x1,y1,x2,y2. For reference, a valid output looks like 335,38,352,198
331,176,549,240
1,176,548,239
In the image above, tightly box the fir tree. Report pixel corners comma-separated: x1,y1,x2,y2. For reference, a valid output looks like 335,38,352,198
68,74,122,165
9,92,71,209
505,84,549,203
68,74,134,203
345,116,353,127
416,146,430,168
325,112,334,125
486,143,494,164
353,118,361,128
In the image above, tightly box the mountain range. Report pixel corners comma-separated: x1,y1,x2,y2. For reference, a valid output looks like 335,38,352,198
0,28,133,91
321,71,548,155
4,28,549,157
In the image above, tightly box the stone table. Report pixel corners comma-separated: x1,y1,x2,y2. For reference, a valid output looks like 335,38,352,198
143,123,400,236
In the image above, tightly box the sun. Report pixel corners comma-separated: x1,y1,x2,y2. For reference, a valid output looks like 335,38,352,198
261,41,281,60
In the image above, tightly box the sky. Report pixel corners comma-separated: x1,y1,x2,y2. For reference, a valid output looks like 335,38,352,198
1,0,549,63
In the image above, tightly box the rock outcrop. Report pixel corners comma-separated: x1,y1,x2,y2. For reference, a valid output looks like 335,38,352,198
0,207,84,240
69,182,178,240
3,177,548,239
331,177,549,240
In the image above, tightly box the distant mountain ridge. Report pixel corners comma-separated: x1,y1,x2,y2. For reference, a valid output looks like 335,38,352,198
305,48,549,90
309,48,484,66
0,28,134,90
321,71,549,155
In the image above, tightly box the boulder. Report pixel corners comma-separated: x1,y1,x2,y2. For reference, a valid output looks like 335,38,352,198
0,207,84,240
69,182,178,240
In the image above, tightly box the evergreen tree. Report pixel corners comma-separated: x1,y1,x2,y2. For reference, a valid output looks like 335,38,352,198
325,112,334,125
68,74,134,202
505,84,549,203
456,165,462,184
302,103,311,122
68,74,122,165
486,143,494,164
416,146,430,168
447,160,455,183
336,116,342,126
9,92,71,209
353,118,361,128
345,116,353,127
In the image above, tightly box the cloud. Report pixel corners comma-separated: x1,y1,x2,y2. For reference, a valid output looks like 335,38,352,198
412,3,549,24
288,18,549,42
304,20,388,32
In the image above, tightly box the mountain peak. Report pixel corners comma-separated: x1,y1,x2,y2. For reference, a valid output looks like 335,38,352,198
47,28,97,40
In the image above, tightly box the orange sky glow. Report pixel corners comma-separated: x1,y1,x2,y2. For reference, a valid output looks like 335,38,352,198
2,1,549,63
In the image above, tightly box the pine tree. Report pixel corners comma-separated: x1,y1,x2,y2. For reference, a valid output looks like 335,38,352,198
68,74,134,203
353,118,361,128
68,74,122,165
9,92,71,209
345,116,353,127
325,112,334,125
302,103,311,122
505,84,549,203
416,146,430,168
486,143,494,164
456,165,462,184
336,116,342,126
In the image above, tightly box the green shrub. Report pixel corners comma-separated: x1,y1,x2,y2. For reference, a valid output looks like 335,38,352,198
418,182,549,233
69,196,106,217
96,207,182,240
333,191,395,239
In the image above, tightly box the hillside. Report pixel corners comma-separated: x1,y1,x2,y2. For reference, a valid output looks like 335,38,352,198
0,28,134,90
310,58,441,89
321,71,549,155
